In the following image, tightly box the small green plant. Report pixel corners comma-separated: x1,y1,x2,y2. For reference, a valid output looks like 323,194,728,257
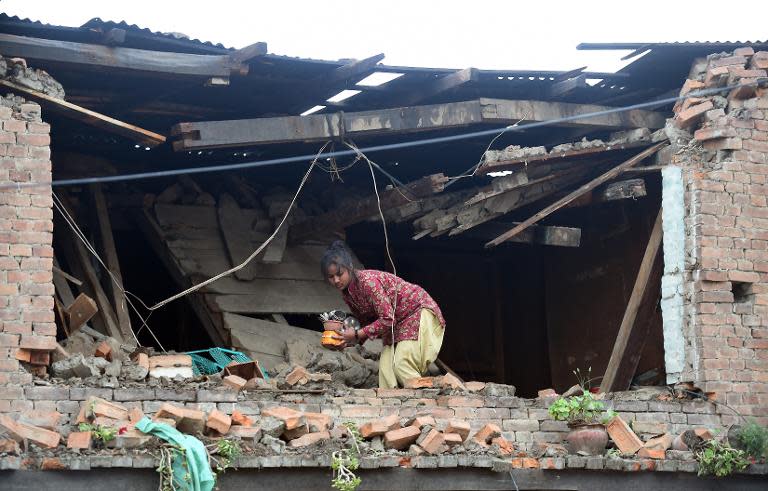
696,439,749,477
78,422,117,443
736,420,768,460
206,438,241,479
330,422,363,491
548,391,610,426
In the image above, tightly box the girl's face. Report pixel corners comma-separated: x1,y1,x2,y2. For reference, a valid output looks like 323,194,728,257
326,263,352,291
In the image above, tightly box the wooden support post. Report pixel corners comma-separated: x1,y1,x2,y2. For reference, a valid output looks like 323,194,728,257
600,209,663,393
90,184,134,343
485,143,666,248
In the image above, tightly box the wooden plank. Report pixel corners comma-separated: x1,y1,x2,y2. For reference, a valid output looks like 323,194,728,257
598,178,647,202
290,173,447,242
65,293,98,333
229,42,268,65
91,184,133,342
209,278,346,314
0,80,165,147
329,53,385,83
400,67,478,105
261,227,288,264
55,212,123,342
477,140,652,175
485,143,666,248
217,194,257,280
546,74,587,98
53,261,82,288
201,276,340,299
132,209,226,345
0,32,246,77
600,209,663,393
462,222,581,247
171,99,665,151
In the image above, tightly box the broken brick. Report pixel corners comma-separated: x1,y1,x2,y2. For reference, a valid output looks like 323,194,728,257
435,372,465,390
283,423,310,440
287,431,331,448
304,412,332,432
41,457,65,470
537,388,558,398
694,429,714,440
408,415,436,430
66,431,92,450
14,348,31,363
473,423,502,445
154,403,204,434
403,377,434,389
108,429,152,449
206,409,231,435
676,101,714,129
384,425,421,450
94,341,112,361
261,406,305,430
29,350,51,366
680,79,705,96
128,407,145,424
228,425,262,442
445,420,471,441
606,416,643,455
87,397,129,421
417,428,445,455
285,366,309,386
491,436,515,455
444,432,464,447
0,415,60,449
694,127,738,142
464,381,486,392
231,410,253,427
638,433,673,459
222,375,247,391
0,438,20,454
18,410,61,431
360,414,400,439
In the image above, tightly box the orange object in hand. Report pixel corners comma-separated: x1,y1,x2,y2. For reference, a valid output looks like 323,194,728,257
321,320,344,348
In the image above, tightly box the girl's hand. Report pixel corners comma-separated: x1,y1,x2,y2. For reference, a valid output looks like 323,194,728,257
341,327,357,344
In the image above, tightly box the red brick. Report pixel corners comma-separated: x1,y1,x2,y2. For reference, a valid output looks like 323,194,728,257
537,388,558,398
222,375,247,391
676,101,714,128
384,425,421,450
304,412,332,432
473,423,502,444
637,433,673,459
16,133,50,147
0,414,60,449
29,350,50,366
491,436,515,455
228,426,262,441
360,414,400,438
694,127,738,142
436,396,483,407
285,365,309,385
0,438,20,454
94,341,112,361
128,407,145,424
18,410,60,430
444,432,464,447
154,403,204,434
434,373,465,390
287,430,330,448
66,431,92,449
89,398,129,421
231,410,253,427
734,47,755,57
18,335,56,351
403,377,434,389
14,348,30,362
409,415,436,429
703,138,742,151
605,416,643,455
710,56,748,69
206,409,231,435
418,428,445,455
445,420,471,441
680,79,705,96
261,406,305,430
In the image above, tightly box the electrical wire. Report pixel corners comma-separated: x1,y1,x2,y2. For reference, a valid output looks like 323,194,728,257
2,78,765,193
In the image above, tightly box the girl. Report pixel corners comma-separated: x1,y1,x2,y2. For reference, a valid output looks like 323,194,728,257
321,241,445,388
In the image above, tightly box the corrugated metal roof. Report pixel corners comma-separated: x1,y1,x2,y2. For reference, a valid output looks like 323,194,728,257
578,41,768,50
80,18,231,51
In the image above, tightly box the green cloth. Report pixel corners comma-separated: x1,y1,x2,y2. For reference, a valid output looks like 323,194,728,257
135,417,215,491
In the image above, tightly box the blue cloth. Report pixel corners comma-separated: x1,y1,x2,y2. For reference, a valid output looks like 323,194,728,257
135,417,215,491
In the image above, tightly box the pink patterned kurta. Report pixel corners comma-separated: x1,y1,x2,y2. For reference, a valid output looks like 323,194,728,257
341,269,445,346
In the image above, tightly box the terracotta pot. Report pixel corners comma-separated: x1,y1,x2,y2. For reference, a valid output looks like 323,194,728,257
566,423,608,456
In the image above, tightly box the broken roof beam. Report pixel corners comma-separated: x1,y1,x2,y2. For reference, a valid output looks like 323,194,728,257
0,32,250,77
400,67,479,105
329,53,385,84
0,80,166,147
170,99,666,151
290,173,447,242
229,42,269,65
485,142,666,248
546,74,588,98
462,222,581,247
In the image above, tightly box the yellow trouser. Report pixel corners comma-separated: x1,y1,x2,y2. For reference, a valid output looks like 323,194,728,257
378,309,444,389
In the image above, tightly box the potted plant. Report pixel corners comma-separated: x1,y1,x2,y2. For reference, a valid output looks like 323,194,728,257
547,369,614,455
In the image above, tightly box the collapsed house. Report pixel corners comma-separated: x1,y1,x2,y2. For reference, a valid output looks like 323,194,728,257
0,13,767,489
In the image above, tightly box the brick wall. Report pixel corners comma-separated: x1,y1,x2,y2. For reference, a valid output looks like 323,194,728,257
669,48,768,422
0,96,55,415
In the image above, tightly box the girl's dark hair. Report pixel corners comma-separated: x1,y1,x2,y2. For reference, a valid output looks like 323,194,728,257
320,240,355,278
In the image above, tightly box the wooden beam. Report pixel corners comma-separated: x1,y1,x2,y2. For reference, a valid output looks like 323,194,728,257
546,74,587,98
52,257,78,308
53,264,82,286
290,173,447,242
171,99,665,151
90,184,134,343
217,194,257,281
229,42,268,66
600,209,663,393
0,32,247,77
65,293,99,333
329,53,385,84
598,178,647,202
400,67,478,105
485,143,666,248
462,222,581,247
0,80,166,147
